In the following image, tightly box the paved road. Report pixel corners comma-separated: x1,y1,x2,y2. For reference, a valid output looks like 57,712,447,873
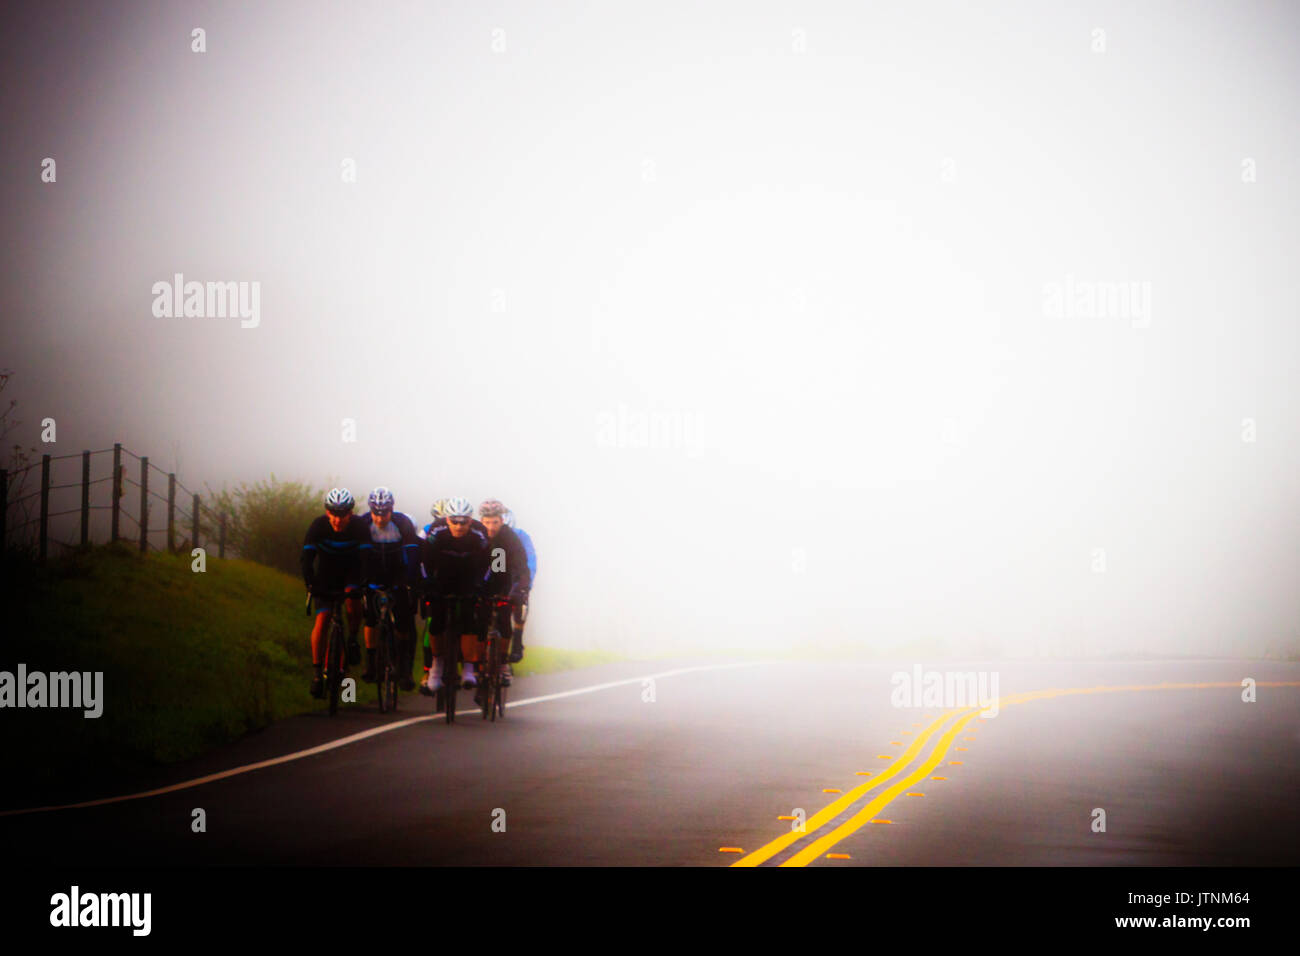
2,658,1297,866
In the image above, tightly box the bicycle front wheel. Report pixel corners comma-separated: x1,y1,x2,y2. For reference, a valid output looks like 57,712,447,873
327,618,344,717
480,636,493,721
487,632,500,722
442,624,458,724
387,641,399,712
386,625,399,712
376,626,390,714
496,658,507,721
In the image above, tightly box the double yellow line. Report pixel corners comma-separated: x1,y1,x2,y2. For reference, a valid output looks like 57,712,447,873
732,705,978,867
733,680,1300,867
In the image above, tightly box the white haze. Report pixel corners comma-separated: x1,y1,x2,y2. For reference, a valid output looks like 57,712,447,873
2,0,1298,658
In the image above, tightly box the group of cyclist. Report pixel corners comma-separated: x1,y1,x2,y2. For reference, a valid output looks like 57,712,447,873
300,487,536,703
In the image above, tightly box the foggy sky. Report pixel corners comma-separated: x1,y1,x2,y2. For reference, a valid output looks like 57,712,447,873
2,0,1298,658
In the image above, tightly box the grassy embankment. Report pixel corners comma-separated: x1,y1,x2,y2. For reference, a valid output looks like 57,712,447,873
1,544,616,803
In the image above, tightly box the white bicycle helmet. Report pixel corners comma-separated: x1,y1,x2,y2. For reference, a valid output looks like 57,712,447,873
325,488,355,515
443,496,474,518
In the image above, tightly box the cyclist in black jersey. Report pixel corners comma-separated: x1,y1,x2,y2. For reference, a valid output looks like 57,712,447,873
301,488,373,698
358,487,421,689
418,499,491,693
419,496,490,692
417,498,448,692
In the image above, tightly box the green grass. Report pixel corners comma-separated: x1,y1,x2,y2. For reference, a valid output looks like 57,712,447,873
1,544,617,805
510,645,622,676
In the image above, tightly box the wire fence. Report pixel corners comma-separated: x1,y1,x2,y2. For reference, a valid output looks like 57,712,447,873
1,443,230,564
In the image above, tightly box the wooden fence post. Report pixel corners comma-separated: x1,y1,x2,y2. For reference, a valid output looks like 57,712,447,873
167,473,176,552
192,494,200,553
139,456,149,553
110,443,122,542
39,454,51,564
80,451,90,546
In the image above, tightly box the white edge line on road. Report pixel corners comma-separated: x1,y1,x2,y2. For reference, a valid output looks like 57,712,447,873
0,661,764,817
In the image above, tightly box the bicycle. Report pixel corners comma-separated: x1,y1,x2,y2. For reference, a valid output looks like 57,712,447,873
369,587,401,713
428,593,473,724
474,595,513,722
307,588,359,717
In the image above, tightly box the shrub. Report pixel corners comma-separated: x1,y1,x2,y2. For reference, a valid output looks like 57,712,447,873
205,476,325,576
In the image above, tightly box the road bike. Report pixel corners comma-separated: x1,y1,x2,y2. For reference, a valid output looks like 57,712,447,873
429,594,474,724
370,587,401,713
308,588,360,717
474,595,513,722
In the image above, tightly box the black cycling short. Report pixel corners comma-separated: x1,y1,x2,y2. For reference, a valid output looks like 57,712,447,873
312,572,363,615
424,594,480,655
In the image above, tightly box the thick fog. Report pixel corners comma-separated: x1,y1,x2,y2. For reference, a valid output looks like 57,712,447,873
2,1,1297,659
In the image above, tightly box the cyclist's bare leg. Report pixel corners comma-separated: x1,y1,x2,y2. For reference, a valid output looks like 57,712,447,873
311,609,331,665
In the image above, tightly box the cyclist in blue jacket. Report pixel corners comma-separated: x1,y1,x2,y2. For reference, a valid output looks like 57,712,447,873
481,501,531,677
503,508,537,583
502,508,535,665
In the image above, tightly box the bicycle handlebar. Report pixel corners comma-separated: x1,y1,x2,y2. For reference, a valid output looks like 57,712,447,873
416,592,516,616
421,590,512,602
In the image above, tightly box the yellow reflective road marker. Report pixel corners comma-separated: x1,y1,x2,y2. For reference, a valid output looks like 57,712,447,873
906,792,924,797
730,708,971,867
826,853,851,859
823,789,842,794
719,847,744,853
